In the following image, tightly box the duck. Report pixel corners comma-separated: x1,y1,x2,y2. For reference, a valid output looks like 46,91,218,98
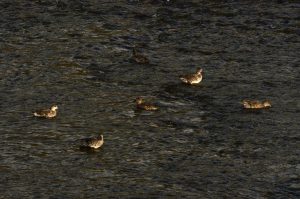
131,48,149,64
242,100,271,109
180,68,203,85
135,97,158,111
80,134,104,149
33,105,58,118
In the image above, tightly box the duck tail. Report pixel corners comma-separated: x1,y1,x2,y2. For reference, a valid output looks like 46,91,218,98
180,77,188,83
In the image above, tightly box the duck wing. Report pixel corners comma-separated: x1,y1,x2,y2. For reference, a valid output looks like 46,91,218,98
80,137,103,148
34,109,50,117
180,74,196,83
144,104,158,111
138,103,158,111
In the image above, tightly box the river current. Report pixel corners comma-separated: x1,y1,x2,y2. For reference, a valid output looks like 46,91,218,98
0,0,299,198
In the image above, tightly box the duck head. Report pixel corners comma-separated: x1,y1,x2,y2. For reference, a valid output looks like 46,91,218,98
97,135,104,141
51,105,58,111
242,100,249,107
263,100,271,108
196,68,203,75
132,48,138,55
135,97,144,105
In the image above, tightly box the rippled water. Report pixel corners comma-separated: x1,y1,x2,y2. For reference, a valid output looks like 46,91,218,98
0,0,299,198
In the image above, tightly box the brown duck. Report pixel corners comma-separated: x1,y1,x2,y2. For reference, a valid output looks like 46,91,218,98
33,105,58,118
135,97,158,111
80,135,104,149
242,100,271,109
131,48,149,64
180,68,203,85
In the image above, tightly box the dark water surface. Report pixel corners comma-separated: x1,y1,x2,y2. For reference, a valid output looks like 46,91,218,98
0,0,299,198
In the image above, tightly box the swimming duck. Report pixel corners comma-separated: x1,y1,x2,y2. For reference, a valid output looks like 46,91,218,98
180,68,203,85
131,48,149,64
33,105,58,118
242,100,271,109
80,134,104,149
135,97,158,111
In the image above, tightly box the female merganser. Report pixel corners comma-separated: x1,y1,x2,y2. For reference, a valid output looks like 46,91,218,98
135,97,158,111
180,68,203,85
33,105,58,118
131,48,149,64
80,134,104,149
242,100,271,109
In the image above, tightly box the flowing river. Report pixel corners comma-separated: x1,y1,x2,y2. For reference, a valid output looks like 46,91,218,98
0,0,299,198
